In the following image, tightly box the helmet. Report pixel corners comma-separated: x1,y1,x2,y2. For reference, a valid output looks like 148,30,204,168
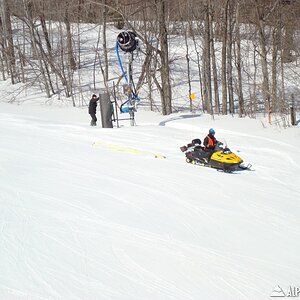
209,128,215,135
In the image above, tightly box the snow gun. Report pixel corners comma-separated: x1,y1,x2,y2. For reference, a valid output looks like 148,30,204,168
116,31,140,126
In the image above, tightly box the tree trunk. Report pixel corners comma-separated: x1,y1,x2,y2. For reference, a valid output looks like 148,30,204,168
227,1,234,114
271,26,279,114
156,0,172,115
102,0,109,82
40,13,52,55
282,23,294,63
183,23,192,112
0,16,7,80
221,0,229,115
204,2,212,114
280,27,286,115
23,0,51,97
2,0,16,83
252,45,258,117
64,2,77,71
254,0,271,123
191,20,204,111
35,29,55,94
210,17,220,114
235,1,244,117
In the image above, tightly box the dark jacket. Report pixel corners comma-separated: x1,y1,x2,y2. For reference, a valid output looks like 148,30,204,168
203,134,217,150
89,97,99,114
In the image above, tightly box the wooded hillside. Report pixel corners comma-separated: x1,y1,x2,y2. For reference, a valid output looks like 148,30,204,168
0,0,299,120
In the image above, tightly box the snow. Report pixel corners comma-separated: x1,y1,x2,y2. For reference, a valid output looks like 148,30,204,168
0,101,299,300
0,17,300,300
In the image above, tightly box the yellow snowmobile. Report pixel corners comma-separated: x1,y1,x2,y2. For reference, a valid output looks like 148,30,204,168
180,139,251,173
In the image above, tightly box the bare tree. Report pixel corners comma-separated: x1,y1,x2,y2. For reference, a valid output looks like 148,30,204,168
227,0,234,114
271,15,280,114
156,0,172,115
0,16,7,80
180,1,193,112
22,0,51,97
64,1,77,71
235,0,244,117
1,0,17,83
101,0,109,82
210,9,220,115
221,0,229,114
203,0,213,114
190,16,205,111
254,0,272,123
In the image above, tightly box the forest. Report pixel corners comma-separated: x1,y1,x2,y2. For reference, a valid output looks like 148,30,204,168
0,0,299,122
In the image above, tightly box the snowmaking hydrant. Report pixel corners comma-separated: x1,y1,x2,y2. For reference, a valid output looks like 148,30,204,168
116,31,139,126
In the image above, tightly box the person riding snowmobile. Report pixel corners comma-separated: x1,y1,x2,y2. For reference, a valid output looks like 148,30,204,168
181,129,251,172
203,128,219,151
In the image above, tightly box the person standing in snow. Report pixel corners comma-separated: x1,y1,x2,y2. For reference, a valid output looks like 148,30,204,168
88,94,99,126
203,128,219,150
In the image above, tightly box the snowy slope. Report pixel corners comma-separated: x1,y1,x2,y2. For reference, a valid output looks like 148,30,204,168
0,102,299,300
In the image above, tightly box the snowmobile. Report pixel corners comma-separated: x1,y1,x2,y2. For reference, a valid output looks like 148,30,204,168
180,139,251,173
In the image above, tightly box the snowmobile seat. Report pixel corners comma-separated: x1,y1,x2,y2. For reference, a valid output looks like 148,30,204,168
194,145,203,152
192,139,201,146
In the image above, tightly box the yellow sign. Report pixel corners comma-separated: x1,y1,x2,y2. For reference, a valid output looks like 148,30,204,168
190,93,196,101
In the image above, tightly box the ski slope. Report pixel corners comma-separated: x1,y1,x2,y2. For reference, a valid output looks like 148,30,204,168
0,102,300,300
